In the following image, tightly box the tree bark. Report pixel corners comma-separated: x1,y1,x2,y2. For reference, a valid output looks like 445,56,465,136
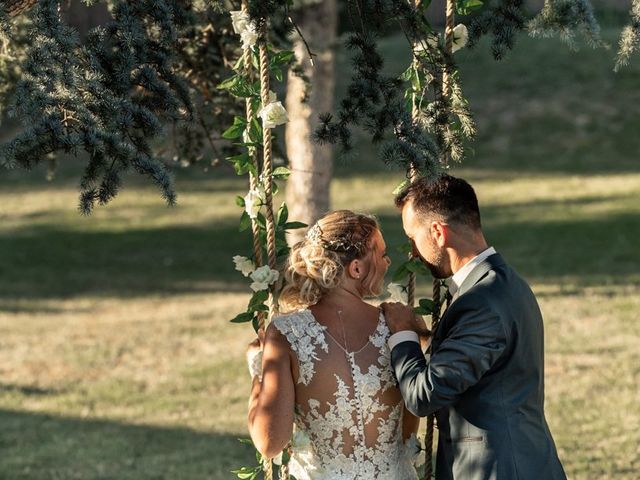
284,0,337,245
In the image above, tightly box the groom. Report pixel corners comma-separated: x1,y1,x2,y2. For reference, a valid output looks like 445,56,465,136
382,174,566,480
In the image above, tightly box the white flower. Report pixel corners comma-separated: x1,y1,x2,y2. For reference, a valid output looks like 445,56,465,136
232,255,255,277
267,90,277,104
452,24,468,53
258,101,289,129
229,10,250,35
229,10,258,48
272,451,283,466
387,283,408,304
404,433,424,466
249,265,279,292
240,27,258,48
244,187,265,219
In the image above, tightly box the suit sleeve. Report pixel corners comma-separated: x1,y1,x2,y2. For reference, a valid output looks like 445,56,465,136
391,295,507,417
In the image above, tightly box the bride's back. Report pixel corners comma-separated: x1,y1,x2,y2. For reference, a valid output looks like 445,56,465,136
269,210,417,479
272,305,416,479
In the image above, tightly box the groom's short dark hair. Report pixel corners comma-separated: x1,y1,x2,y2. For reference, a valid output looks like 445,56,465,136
395,174,482,230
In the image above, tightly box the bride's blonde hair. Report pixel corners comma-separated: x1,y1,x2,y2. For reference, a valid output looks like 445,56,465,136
280,210,379,312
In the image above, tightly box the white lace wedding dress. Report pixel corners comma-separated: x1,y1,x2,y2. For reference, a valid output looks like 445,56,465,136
272,309,419,480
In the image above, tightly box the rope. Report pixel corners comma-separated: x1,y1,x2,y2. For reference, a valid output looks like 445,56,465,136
258,39,279,323
241,1,266,328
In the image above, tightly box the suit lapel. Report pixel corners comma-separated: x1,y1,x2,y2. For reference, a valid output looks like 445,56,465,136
456,253,505,297
431,253,505,344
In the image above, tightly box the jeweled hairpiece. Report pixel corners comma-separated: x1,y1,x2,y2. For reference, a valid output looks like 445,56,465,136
305,222,367,256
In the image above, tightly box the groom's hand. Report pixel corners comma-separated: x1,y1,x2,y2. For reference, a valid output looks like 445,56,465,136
381,302,420,334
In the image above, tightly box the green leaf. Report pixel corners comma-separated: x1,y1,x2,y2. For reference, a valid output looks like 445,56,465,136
235,195,245,207
249,290,269,311
252,315,261,334
277,202,289,226
249,117,263,144
392,264,410,282
230,466,260,480
230,312,254,323
419,298,435,313
270,50,295,66
456,0,483,15
272,166,291,179
218,75,255,98
406,259,430,276
226,153,255,176
273,68,283,82
397,241,412,255
239,211,252,232
413,306,431,315
222,116,247,140
284,221,307,230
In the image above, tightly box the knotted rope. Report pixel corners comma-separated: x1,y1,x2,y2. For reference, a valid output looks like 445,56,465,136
258,38,279,324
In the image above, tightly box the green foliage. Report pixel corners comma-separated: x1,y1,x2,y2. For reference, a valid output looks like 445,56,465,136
615,0,640,71
529,0,605,50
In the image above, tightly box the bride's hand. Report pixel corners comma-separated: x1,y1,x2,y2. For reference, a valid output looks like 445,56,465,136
381,302,424,334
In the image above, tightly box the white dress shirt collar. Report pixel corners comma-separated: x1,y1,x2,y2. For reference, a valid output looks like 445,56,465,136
448,247,496,298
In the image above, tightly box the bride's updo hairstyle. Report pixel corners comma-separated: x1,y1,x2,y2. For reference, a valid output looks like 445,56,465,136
280,210,379,311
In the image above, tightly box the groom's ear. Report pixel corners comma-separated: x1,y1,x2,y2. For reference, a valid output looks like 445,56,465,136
431,221,447,247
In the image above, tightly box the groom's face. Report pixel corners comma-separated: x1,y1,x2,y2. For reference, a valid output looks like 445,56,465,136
401,202,449,279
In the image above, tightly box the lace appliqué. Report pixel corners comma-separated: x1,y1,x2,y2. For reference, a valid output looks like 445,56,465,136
272,311,329,385
274,310,419,480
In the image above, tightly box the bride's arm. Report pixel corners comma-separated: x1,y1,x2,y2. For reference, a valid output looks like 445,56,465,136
248,322,295,459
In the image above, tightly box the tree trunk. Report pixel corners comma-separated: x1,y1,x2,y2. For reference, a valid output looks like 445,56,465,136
285,0,337,245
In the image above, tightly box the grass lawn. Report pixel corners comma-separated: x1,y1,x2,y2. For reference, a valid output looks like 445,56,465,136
1,24,639,480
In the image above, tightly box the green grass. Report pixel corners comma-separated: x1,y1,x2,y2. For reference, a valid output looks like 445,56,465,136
1,25,639,479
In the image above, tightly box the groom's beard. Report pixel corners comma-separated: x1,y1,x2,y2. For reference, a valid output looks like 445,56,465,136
420,248,450,279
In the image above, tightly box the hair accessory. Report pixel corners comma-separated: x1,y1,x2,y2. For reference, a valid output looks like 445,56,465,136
306,222,367,256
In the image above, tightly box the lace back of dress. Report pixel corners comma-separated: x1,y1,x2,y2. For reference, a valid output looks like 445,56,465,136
273,310,414,479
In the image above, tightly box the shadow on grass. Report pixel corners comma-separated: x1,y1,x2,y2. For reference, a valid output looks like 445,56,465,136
0,409,254,480
0,220,252,302
1,202,637,304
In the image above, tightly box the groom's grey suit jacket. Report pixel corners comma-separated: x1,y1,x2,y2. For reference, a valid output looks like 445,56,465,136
391,253,566,480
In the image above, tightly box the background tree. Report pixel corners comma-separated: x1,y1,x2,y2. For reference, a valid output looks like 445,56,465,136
284,0,337,245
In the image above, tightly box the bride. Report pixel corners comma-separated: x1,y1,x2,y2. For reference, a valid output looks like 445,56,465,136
247,210,422,479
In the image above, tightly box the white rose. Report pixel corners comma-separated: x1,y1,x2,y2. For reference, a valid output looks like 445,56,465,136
387,283,408,304
249,265,279,292
258,101,289,129
240,26,258,49
404,433,424,466
229,10,250,35
452,24,468,53
232,255,255,277
244,187,264,219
